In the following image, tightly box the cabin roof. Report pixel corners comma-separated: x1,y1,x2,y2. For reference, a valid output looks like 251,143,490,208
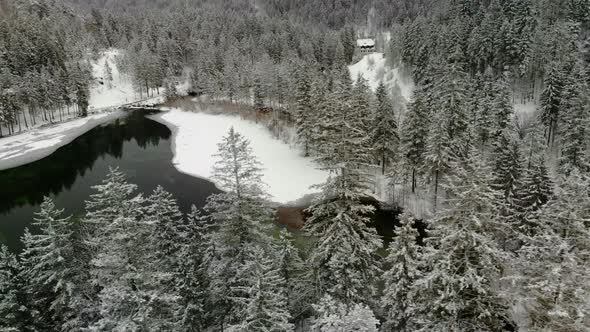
356,38,375,47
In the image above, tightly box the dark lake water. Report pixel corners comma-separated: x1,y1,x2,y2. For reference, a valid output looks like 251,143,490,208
0,109,402,253
0,110,220,252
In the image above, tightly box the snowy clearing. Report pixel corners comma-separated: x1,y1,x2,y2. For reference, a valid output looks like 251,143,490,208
349,53,414,102
0,110,125,171
148,108,330,204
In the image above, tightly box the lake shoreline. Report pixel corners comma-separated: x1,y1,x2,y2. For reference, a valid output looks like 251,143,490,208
0,110,127,171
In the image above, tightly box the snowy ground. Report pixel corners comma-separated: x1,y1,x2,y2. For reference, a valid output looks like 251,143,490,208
148,108,330,204
0,110,125,171
349,53,414,102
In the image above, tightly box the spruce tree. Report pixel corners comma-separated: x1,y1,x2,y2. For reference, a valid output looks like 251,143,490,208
205,127,273,328
84,169,168,330
424,109,451,211
370,81,399,174
419,150,510,330
305,66,382,306
490,131,524,225
143,186,185,329
381,212,423,332
294,67,314,156
518,171,590,331
304,173,382,305
490,74,514,139
311,295,380,332
229,247,293,332
519,156,553,230
0,245,24,332
401,87,429,193
540,61,564,146
351,75,373,157
146,185,185,274
19,197,78,330
178,206,211,331
253,76,265,111
559,62,589,173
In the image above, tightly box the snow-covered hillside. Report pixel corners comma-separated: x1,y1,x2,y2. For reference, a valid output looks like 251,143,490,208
348,53,414,102
148,108,330,204
89,49,164,110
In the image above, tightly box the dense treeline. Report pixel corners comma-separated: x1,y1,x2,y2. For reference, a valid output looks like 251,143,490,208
0,0,92,136
2,0,590,330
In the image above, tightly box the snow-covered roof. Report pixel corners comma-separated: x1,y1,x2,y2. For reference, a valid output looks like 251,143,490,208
356,39,375,48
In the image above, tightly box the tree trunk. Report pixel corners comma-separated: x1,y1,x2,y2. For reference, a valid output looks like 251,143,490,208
381,150,386,175
411,168,416,194
23,108,28,129
433,169,439,212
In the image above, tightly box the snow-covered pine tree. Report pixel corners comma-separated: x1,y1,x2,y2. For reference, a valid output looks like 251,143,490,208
381,212,423,332
19,197,78,330
142,186,185,328
84,167,142,236
304,171,382,305
559,61,589,173
178,206,211,330
517,155,553,235
434,49,469,145
370,81,399,174
305,62,382,306
490,131,524,227
419,149,510,330
351,75,373,154
310,73,330,157
103,60,113,89
165,79,178,101
84,168,173,330
205,127,274,328
253,75,265,111
0,245,26,332
424,108,451,211
490,74,513,139
146,185,185,273
228,247,293,332
401,86,429,193
294,67,314,156
314,65,358,169
332,40,348,71
540,61,565,146
517,170,590,331
472,70,495,151
311,295,380,332
87,215,150,331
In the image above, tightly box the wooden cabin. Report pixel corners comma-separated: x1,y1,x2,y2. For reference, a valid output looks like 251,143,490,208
356,38,376,54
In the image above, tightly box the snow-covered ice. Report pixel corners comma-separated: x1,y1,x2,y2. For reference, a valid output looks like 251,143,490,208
0,111,125,171
148,108,330,204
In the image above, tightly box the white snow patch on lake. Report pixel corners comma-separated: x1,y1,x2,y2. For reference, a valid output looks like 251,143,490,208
148,109,330,204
